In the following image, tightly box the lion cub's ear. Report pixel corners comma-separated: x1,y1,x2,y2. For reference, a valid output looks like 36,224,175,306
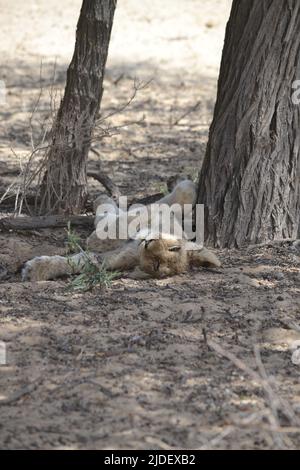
168,245,181,252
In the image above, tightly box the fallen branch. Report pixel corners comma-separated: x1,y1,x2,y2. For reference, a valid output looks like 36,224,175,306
130,192,164,206
0,214,94,231
87,170,121,201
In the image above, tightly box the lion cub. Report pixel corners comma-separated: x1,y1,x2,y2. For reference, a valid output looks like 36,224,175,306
21,234,220,281
135,234,220,279
22,181,221,281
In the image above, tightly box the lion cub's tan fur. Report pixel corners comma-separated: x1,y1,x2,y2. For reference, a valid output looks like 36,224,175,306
22,181,221,282
135,235,221,279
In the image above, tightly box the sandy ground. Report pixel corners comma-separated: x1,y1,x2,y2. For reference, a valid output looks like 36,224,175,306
1,0,300,450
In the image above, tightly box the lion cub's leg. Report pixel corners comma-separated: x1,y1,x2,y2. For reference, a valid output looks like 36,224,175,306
101,241,139,271
22,242,140,281
22,252,100,282
126,267,153,280
158,180,196,207
185,242,221,268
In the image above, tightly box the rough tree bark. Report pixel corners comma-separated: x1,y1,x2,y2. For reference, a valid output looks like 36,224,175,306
39,0,117,214
198,0,300,248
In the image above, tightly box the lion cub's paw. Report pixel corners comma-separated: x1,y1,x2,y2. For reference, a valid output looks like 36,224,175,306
22,256,57,281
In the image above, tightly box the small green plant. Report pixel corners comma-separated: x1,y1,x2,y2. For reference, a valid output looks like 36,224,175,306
65,222,119,291
154,182,168,195
68,258,119,291
188,168,199,183
66,221,82,254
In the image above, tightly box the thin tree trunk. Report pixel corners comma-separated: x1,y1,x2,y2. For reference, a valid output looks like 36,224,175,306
198,0,300,248
39,0,117,215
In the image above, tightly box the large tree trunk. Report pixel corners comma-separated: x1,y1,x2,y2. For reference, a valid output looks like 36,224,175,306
198,0,300,248
39,0,116,215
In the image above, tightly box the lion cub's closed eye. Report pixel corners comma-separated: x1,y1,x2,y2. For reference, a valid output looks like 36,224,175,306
138,237,189,278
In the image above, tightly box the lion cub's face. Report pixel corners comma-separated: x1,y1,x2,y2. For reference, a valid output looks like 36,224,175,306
138,235,188,278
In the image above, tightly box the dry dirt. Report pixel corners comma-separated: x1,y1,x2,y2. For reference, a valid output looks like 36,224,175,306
0,0,300,450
